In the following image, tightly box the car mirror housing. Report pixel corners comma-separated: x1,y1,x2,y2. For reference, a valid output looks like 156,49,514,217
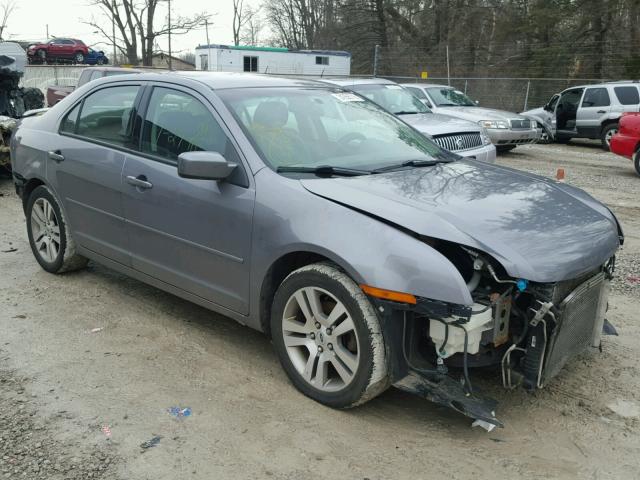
177,151,237,181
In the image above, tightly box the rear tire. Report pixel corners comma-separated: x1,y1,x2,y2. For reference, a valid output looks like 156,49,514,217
271,263,389,408
601,123,619,151
26,185,88,274
74,52,85,63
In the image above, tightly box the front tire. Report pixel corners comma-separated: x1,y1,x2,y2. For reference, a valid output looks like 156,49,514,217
601,123,619,151
26,185,88,274
271,263,389,408
633,149,640,177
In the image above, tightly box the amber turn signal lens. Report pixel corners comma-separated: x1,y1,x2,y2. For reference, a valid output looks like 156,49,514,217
360,284,417,305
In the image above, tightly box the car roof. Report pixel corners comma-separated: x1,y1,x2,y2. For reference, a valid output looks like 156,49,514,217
315,77,398,87
122,71,329,90
401,83,452,89
561,81,640,92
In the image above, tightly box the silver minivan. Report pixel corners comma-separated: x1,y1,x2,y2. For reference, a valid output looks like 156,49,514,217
521,82,640,150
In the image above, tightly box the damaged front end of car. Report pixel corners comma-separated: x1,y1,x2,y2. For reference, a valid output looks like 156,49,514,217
370,241,617,431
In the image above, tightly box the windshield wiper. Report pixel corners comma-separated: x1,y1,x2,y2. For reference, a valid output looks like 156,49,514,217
371,158,453,174
394,110,423,115
276,165,370,177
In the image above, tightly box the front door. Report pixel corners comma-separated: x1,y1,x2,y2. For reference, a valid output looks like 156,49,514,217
576,87,611,138
122,85,255,315
554,88,583,134
48,83,142,265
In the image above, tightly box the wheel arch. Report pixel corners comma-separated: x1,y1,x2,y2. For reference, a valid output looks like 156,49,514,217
21,177,46,213
258,250,358,337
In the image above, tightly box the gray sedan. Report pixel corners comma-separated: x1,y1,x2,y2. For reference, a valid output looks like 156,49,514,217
11,72,622,428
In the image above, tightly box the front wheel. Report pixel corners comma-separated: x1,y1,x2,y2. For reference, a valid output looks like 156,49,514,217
601,123,619,151
271,263,389,408
633,149,640,177
26,185,88,273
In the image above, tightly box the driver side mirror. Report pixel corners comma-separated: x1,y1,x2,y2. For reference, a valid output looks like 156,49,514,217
177,151,237,181
420,99,433,109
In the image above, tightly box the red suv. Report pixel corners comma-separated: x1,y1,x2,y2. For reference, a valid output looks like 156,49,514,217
27,38,89,64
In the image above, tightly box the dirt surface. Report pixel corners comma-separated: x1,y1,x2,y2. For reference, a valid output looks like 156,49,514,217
1,141,639,480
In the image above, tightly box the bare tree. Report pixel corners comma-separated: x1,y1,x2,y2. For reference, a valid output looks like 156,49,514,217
239,6,263,46
86,0,210,66
233,0,259,46
0,0,17,41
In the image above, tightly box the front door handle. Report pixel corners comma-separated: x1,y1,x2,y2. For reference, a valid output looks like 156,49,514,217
597,110,606,114
125,175,153,190
48,150,64,163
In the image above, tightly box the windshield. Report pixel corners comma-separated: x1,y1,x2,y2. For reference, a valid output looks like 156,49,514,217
426,87,476,107
349,84,429,115
219,87,443,173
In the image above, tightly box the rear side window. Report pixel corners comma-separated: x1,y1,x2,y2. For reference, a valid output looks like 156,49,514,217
140,87,239,163
582,88,610,107
406,87,426,99
614,86,640,105
75,85,140,148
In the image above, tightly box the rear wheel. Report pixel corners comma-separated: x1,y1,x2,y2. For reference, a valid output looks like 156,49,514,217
74,52,85,63
37,49,46,61
26,186,88,274
601,123,619,151
271,263,388,408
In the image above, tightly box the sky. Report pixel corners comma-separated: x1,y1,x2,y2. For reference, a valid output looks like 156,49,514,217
5,0,263,58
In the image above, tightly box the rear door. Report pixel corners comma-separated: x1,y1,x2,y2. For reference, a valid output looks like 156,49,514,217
576,87,611,138
48,83,143,265
121,84,255,315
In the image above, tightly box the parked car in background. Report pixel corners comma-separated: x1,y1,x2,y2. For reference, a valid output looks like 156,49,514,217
11,72,623,429
402,83,539,153
522,82,640,151
46,67,141,106
319,78,496,162
27,38,89,64
610,112,640,176
85,48,109,65
520,93,559,143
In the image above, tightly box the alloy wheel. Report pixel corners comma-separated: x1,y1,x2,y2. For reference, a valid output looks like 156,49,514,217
30,198,61,263
605,128,617,146
281,286,360,392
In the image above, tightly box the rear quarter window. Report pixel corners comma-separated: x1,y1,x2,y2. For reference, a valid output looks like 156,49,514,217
614,86,640,105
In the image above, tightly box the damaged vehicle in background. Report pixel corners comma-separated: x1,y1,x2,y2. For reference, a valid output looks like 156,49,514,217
0,42,45,174
10,72,623,429
319,78,496,163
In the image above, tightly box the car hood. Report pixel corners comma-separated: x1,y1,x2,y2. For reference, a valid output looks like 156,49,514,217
300,161,620,283
521,106,546,117
400,112,481,135
437,106,528,123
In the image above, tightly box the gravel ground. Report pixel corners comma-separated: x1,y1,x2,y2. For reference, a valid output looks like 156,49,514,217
1,141,639,480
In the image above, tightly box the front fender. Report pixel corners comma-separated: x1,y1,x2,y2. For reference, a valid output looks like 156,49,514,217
248,170,473,329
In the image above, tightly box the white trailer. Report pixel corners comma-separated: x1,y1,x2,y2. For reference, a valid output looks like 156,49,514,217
195,44,351,76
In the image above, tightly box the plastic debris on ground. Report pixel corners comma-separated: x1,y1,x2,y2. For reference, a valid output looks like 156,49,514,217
101,425,112,437
167,407,192,418
140,435,162,450
90,327,103,333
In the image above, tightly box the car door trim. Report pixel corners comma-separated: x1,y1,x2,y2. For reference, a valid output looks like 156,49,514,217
125,217,244,264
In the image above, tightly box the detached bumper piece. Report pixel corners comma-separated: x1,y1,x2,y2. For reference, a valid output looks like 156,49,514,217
394,372,502,430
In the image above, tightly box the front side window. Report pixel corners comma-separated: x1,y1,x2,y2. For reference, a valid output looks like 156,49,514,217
426,87,475,107
614,86,640,105
243,56,258,72
141,87,238,163
220,87,443,172
60,103,81,133
316,56,329,65
350,84,429,115
582,88,610,107
74,85,140,148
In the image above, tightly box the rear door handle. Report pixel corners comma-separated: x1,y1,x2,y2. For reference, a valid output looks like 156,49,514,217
125,175,153,190
597,110,606,114
48,150,64,162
